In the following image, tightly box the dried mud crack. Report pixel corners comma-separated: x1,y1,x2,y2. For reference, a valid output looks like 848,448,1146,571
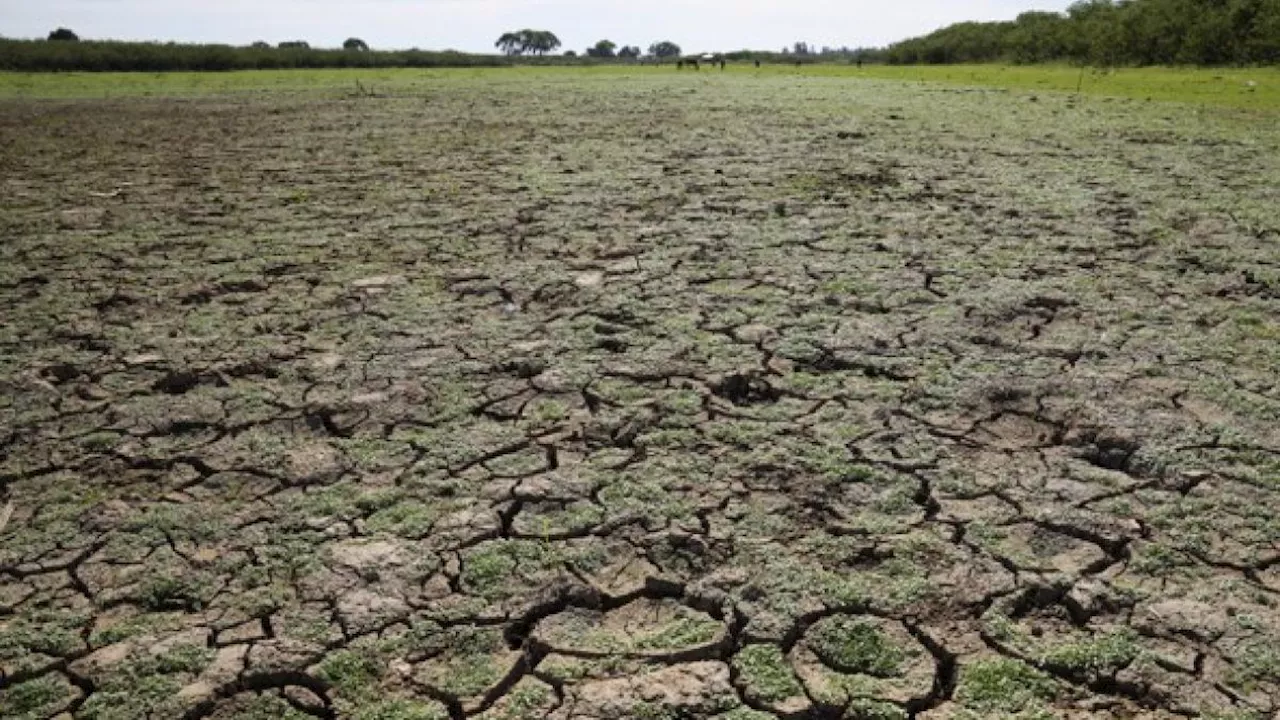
2,71,1279,720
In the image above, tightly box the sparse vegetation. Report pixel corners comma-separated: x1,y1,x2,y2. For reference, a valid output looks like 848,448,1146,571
317,649,384,698
809,617,907,676
956,658,1059,714
1040,629,1141,676
1,63,1277,720
733,644,804,702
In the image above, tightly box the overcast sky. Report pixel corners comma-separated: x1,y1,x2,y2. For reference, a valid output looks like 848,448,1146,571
3,0,1074,53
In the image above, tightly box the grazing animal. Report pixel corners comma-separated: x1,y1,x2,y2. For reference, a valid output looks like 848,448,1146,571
755,60,761,68
677,60,684,70
720,60,726,71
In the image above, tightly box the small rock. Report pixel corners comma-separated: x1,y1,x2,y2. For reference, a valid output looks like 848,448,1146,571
531,369,571,393
351,391,389,405
574,271,605,288
176,681,214,702
605,258,640,275
77,385,111,402
192,547,221,566
330,540,407,572
733,324,777,344
350,274,404,289
70,642,133,677
311,353,343,370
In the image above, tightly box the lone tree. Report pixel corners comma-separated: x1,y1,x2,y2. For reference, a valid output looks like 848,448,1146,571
587,39,617,58
495,30,561,56
48,28,79,42
250,41,270,49
648,41,682,58
343,38,369,51
618,45,641,59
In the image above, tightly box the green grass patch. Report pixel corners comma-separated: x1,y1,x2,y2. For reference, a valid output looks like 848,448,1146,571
809,617,907,677
848,64,1280,111
955,657,1058,714
732,644,804,702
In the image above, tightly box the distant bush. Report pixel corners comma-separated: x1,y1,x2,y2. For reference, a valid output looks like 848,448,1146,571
48,28,79,42
648,41,682,58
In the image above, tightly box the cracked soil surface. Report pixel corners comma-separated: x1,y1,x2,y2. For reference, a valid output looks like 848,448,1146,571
2,69,1280,719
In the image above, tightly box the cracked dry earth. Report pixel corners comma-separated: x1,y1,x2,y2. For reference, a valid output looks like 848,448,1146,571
2,70,1280,720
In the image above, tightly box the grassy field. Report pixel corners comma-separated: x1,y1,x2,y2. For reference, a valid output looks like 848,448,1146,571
2,68,1279,719
2,63,1279,110
856,63,1280,110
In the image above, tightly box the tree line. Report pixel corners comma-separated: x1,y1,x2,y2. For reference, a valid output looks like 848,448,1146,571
0,38,518,72
0,29,698,72
494,31,668,60
885,0,1280,65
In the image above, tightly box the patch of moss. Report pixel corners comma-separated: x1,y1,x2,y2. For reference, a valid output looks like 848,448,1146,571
1040,629,1139,676
733,643,803,702
214,694,315,720
77,673,183,720
135,573,207,611
537,656,591,683
0,610,88,659
0,675,74,719
486,683,553,720
1228,639,1280,691
366,498,439,538
844,698,908,720
809,617,906,677
316,649,384,698
143,644,214,675
713,709,776,720
461,541,523,596
1202,711,1265,720
88,613,170,648
415,626,506,698
955,658,1057,714
440,651,506,697
353,698,450,720
633,615,723,651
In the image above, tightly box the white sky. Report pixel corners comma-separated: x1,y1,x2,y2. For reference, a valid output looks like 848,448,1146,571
2,0,1074,53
